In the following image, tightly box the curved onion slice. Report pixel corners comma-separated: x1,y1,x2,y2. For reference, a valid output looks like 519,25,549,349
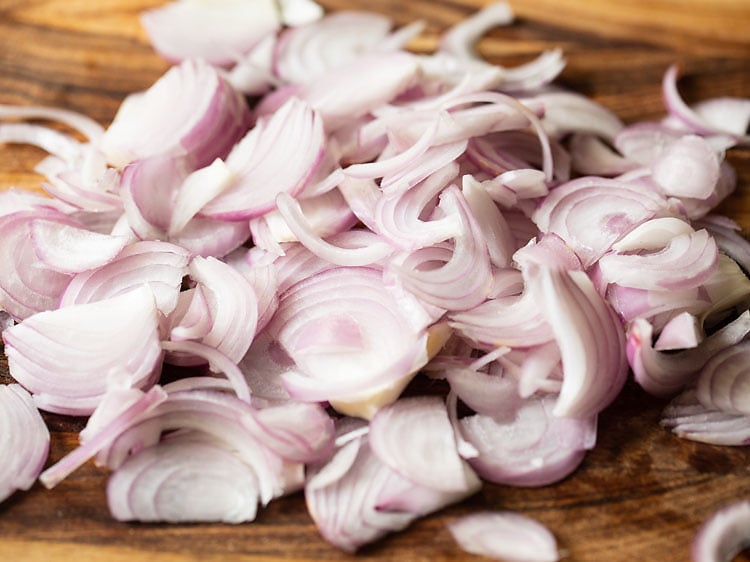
108,433,260,523
269,266,436,417
532,176,670,268
305,433,417,552
448,511,559,562
0,384,50,503
628,311,750,397
530,266,627,418
695,340,750,415
662,390,750,446
369,395,481,494
59,240,190,316
0,209,78,320
597,229,718,292
100,59,251,169
141,0,281,66
385,186,493,312
459,394,597,487
692,501,750,562
3,285,163,415
199,97,324,220
275,11,394,84
650,134,720,201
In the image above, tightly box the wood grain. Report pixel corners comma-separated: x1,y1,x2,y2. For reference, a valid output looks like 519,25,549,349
0,1,749,561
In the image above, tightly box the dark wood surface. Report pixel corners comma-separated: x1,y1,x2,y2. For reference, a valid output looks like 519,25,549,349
0,1,749,560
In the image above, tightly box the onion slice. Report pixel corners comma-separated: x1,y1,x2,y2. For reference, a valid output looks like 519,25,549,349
692,501,750,562
448,511,560,562
0,384,50,503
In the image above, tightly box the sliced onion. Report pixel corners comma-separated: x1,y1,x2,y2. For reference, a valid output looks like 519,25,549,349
368,395,481,493
275,11,394,84
692,501,750,562
3,285,163,415
0,384,50,503
140,0,281,66
628,310,750,397
108,432,261,523
100,58,251,169
459,394,597,486
59,240,190,317
662,389,750,446
448,511,559,562
269,266,433,417
530,266,627,418
695,340,750,415
0,209,78,320
199,97,324,220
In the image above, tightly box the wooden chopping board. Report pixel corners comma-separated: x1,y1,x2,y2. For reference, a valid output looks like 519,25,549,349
1,0,749,560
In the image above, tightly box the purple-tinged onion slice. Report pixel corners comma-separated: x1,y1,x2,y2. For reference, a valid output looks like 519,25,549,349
459,394,597,487
448,510,559,562
369,395,481,494
3,285,163,415
0,384,50,503
662,390,750,446
199,97,324,220
108,432,261,523
692,501,750,562
695,340,750,415
141,0,281,66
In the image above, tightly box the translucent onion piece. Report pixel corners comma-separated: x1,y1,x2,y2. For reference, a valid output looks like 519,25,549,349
439,2,513,61
141,0,281,66
449,291,554,349
101,390,289,505
3,285,163,415
305,434,417,552
368,395,481,494
275,11,393,84
0,384,50,503
200,97,325,220
533,176,670,268
30,219,129,274
598,229,718,292
386,186,493,312
695,340,750,415
651,134,720,200
628,311,750,397
270,266,432,416
530,91,624,142
108,433,261,523
448,511,560,562
184,255,259,363
459,394,597,486
692,501,750,562
0,209,78,321
100,59,251,169
59,240,190,317
531,266,628,418
662,389,750,446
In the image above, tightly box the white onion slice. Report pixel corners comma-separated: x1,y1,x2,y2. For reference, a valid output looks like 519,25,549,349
662,389,750,446
695,340,750,415
368,395,481,494
200,97,324,220
108,432,261,523
3,285,163,415
448,511,559,562
0,384,50,503
100,59,251,169
692,501,750,562
459,394,597,486
141,0,281,66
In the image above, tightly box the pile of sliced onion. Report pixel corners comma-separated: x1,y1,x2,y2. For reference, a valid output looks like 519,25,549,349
1,0,749,558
